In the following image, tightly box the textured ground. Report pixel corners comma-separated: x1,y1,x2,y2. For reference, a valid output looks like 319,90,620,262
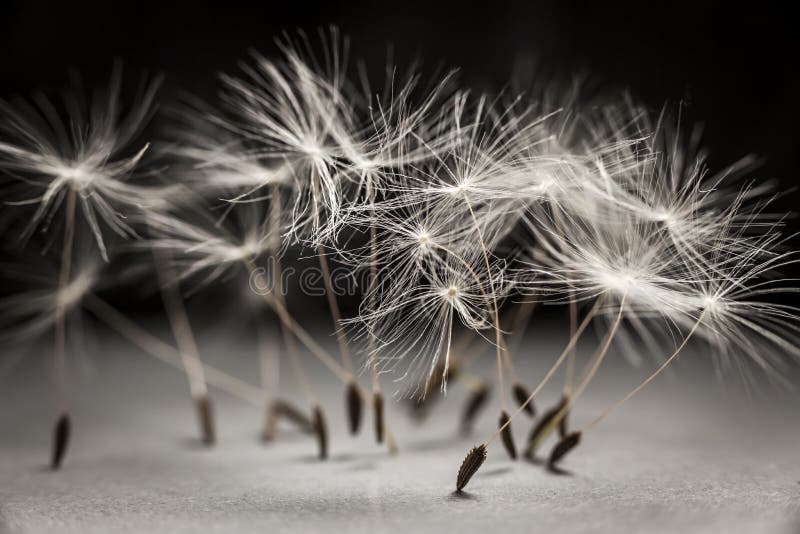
1,319,799,534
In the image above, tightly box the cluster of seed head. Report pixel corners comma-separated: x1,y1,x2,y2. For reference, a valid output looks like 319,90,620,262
0,29,797,392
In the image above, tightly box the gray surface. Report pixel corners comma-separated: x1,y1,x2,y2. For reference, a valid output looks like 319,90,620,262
1,322,799,533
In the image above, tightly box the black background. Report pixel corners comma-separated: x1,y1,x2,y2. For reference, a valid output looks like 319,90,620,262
0,0,797,312
0,1,795,191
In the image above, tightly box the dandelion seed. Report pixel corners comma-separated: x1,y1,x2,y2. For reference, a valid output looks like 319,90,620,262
512,382,535,417
373,392,385,444
498,410,517,460
456,444,487,492
346,380,363,435
312,404,329,460
0,66,160,259
524,397,567,458
460,381,490,436
548,431,581,468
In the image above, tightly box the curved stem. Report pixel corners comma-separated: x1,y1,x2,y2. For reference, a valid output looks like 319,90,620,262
461,193,508,409
245,257,351,384
485,296,604,446
309,168,353,375
366,174,380,392
429,239,516,391
517,294,628,444
54,187,77,413
582,310,705,433
151,246,208,399
83,294,265,406
563,290,578,395
507,299,539,358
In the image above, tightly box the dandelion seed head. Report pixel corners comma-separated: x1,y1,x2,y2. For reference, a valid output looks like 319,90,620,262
0,68,160,259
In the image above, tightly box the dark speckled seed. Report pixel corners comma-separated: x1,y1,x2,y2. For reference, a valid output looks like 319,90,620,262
456,444,487,491
512,382,536,416
373,392,384,443
499,410,517,460
312,405,328,460
460,383,490,435
548,431,581,467
345,381,362,435
50,412,71,469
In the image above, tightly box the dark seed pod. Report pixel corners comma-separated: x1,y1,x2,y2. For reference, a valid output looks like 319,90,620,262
460,382,489,435
373,392,385,444
345,381,363,435
548,431,582,467
524,396,567,457
512,382,535,417
50,412,71,470
194,395,215,446
456,444,487,491
498,410,517,460
312,405,328,460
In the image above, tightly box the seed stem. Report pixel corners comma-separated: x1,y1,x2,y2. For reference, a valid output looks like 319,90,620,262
54,187,77,413
581,310,705,433
83,294,265,405
309,167,354,376
484,296,605,447
462,192,508,410
522,294,628,446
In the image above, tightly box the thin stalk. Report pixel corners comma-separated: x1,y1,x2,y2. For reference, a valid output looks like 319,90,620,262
515,294,628,444
273,261,316,405
244,256,351,384
309,168,353,376
269,187,315,405
582,311,705,433
147,212,214,442
461,192,509,410
54,187,77,413
366,174,380,393
244,255,399,453
484,296,605,446
255,317,279,396
83,294,265,405
507,299,539,357
429,239,516,387
150,244,208,400
563,290,578,395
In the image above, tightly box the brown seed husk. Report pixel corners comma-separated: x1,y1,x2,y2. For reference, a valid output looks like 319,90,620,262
346,381,363,435
460,383,489,435
456,444,487,491
512,382,536,417
548,431,582,467
373,392,385,444
51,412,71,470
499,410,517,460
312,405,328,460
524,396,568,457
194,395,215,446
